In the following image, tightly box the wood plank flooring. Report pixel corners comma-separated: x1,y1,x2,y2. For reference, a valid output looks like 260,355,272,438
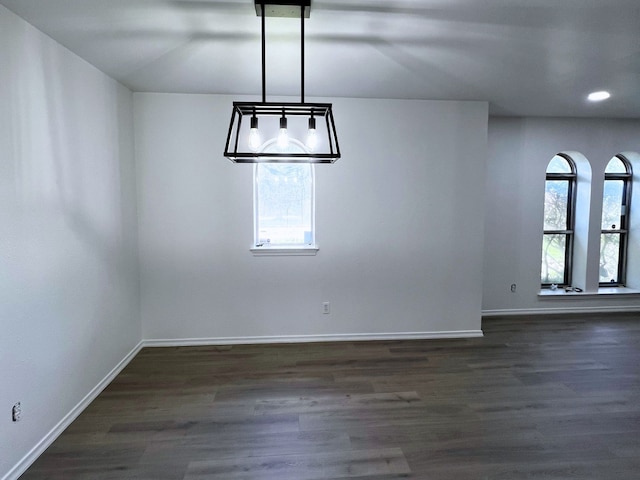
20,313,640,479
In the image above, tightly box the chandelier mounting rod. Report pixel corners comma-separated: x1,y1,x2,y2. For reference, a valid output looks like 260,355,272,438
300,4,304,103
257,0,309,104
261,3,266,103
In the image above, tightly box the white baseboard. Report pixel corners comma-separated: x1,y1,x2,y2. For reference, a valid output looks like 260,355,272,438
2,341,144,480
143,330,484,347
482,305,640,317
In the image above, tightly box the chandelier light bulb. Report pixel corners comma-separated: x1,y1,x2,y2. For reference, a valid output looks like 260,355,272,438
277,128,289,148
277,115,289,148
306,129,317,151
248,115,261,151
306,116,317,151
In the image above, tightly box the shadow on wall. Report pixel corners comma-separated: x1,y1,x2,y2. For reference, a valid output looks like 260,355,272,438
9,29,134,279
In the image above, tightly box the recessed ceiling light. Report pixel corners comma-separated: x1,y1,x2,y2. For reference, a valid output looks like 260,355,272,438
587,91,611,102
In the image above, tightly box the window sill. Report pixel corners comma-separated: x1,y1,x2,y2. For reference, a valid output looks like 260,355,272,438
250,245,319,256
538,287,640,298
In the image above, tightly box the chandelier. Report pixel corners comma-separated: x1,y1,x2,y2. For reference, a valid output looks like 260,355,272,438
224,0,341,163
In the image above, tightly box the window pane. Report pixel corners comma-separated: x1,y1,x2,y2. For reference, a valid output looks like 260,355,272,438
599,233,620,283
546,155,573,174
256,164,313,245
541,234,566,284
601,180,624,229
605,157,628,174
544,180,569,230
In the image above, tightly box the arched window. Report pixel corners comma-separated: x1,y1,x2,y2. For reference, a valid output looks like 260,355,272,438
541,154,576,286
254,140,315,247
600,155,632,285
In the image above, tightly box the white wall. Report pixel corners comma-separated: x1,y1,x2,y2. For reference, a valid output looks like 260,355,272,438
483,117,640,314
0,6,140,478
135,93,488,341
3,2,640,478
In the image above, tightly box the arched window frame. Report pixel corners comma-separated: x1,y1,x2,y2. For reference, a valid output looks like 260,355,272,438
253,139,316,250
541,154,577,287
599,155,632,286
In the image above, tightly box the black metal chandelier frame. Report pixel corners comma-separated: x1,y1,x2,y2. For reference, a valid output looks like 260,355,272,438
223,0,341,163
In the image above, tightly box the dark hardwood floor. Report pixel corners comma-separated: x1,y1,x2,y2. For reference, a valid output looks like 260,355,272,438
21,314,640,479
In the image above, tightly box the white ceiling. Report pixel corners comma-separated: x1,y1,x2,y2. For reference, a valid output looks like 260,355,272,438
2,0,640,117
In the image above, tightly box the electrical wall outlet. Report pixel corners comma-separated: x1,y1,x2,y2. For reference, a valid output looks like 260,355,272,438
322,302,330,314
12,402,22,422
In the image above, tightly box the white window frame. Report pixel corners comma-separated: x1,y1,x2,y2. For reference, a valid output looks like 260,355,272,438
251,139,318,256
599,155,632,286
541,154,576,287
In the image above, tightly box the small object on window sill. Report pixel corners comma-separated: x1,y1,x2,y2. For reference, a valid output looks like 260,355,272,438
562,286,583,293
550,284,558,290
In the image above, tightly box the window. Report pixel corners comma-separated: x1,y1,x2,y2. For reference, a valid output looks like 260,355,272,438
254,140,315,248
541,154,576,286
600,155,632,285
